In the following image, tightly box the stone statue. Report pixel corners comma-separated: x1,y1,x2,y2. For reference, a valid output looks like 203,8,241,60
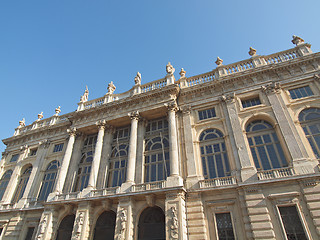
118,208,127,240
166,62,175,75
37,112,43,121
54,106,61,116
36,216,47,239
215,57,223,66
179,68,186,78
73,212,84,239
80,86,89,102
107,81,116,94
18,118,25,128
134,72,141,85
292,35,304,46
170,207,179,239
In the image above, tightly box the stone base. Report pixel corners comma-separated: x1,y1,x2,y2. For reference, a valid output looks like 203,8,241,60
293,158,319,175
185,176,202,189
166,175,184,188
120,181,134,193
81,186,94,197
240,167,257,182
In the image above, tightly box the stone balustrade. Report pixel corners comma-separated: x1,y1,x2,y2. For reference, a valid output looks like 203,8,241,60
257,167,295,180
199,176,237,188
131,181,166,192
90,187,120,197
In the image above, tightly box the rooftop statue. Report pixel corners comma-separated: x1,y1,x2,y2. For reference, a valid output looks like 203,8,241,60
166,62,175,75
134,72,141,85
107,81,116,94
80,86,89,103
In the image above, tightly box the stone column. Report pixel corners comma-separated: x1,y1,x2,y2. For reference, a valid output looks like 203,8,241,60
135,120,147,184
54,127,77,193
123,111,139,188
115,197,134,240
220,93,257,182
87,120,107,190
262,83,317,174
165,191,187,240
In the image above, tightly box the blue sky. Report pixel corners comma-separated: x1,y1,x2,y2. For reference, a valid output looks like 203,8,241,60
0,0,319,153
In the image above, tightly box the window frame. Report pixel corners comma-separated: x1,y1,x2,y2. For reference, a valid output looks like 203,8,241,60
12,166,32,203
53,143,64,153
9,154,19,163
241,96,262,109
0,170,13,201
198,107,217,121
288,85,314,100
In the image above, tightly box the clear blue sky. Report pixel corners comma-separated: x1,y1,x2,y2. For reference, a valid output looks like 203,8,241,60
0,0,319,153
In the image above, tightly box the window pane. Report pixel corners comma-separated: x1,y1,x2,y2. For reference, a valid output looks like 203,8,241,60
216,213,235,240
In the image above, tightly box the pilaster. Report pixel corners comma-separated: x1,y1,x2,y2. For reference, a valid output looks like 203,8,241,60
115,198,134,240
72,202,92,240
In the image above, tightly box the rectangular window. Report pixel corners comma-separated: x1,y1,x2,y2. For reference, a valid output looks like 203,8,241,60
198,107,216,120
289,86,313,99
241,97,261,108
29,149,37,156
216,213,235,240
53,143,64,153
278,206,307,240
10,154,19,162
25,227,35,240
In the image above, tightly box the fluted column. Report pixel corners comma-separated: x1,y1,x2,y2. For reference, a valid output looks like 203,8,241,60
87,120,107,189
126,111,139,183
54,128,77,193
166,102,179,177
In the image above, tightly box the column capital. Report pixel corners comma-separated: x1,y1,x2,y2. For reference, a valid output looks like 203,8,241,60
67,127,77,136
96,120,107,130
219,93,235,104
128,111,140,120
181,105,191,115
165,101,179,112
20,144,29,152
261,82,281,94
38,139,51,149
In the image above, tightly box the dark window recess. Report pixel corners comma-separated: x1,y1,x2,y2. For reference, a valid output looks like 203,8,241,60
0,228,3,236
198,108,216,120
29,149,37,156
279,206,307,240
216,213,235,240
10,154,19,162
25,227,35,240
53,143,64,153
289,86,313,99
241,97,261,108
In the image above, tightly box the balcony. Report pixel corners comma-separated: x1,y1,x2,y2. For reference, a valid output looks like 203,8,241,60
257,167,295,180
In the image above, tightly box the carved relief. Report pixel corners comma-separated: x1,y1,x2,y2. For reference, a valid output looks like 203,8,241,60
170,206,179,240
73,212,84,240
261,82,281,94
220,93,235,103
36,216,47,239
117,208,127,240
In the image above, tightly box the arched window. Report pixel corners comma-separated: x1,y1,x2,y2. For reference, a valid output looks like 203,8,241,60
107,127,129,187
299,108,320,159
56,215,75,240
246,120,287,170
12,166,32,203
0,170,13,200
144,118,170,182
138,207,165,240
38,161,59,201
74,135,97,192
199,129,231,179
93,211,116,240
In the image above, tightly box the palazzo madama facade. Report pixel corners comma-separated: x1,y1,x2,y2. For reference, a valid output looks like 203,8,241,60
0,36,320,240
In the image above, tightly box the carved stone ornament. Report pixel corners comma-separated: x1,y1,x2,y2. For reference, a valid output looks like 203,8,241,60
80,86,89,103
179,68,186,78
67,127,77,136
37,112,44,121
54,106,61,116
36,216,47,239
118,208,127,240
261,82,281,94
220,93,235,103
166,62,175,75
20,144,28,151
128,111,139,120
215,57,223,66
107,81,116,94
170,206,179,240
73,212,84,239
292,35,305,46
96,119,107,129
18,118,26,128
314,74,320,81
165,101,179,112
249,47,257,56
134,72,141,85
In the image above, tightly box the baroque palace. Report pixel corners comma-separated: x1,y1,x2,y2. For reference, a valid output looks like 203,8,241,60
0,36,320,240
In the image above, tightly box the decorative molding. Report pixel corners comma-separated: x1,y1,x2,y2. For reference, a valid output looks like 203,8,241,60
220,93,235,103
165,101,179,112
67,127,77,136
261,82,281,94
128,111,140,121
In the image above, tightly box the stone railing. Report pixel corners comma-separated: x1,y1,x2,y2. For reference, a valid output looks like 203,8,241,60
141,77,167,93
257,167,295,180
52,192,80,201
0,203,16,210
90,187,119,197
131,180,166,192
199,176,237,188
264,48,298,64
184,71,216,87
224,59,255,75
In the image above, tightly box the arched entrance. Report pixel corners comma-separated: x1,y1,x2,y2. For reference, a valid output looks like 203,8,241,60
138,207,165,240
93,211,116,240
56,215,75,240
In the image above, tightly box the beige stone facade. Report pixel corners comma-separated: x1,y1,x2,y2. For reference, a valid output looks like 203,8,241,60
0,36,320,239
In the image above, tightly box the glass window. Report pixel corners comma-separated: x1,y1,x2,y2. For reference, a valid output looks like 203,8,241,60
241,97,261,108
144,118,170,182
299,108,320,158
53,143,64,153
12,166,32,203
138,207,165,240
38,161,59,201
199,129,231,179
278,206,307,240
29,149,37,156
106,127,130,188
216,213,235,240
0,170,13,200
74,135,97,192
25,227,35,240
10,154,19,162
289,86,313,99
198,108,216,120
246,120,287,170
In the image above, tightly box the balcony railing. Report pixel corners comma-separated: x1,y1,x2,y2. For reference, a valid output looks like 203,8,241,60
52,192,80,201
257,167,295,180
199,176,237,188
90,187,119,197
131,180,166,192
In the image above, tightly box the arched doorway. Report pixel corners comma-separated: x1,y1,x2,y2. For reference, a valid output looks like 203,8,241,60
138,207,165,240
56,215,75,240
93,211,116,240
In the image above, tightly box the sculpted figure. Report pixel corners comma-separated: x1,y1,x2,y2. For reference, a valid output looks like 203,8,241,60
80,86,89,102
19,118,26,128
170,207,179,239
54,106,61,116
118,208,127,240
36,216,47,239
166,62,175,75
73,212,84,239
134,72,141,85
107,81,116,94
